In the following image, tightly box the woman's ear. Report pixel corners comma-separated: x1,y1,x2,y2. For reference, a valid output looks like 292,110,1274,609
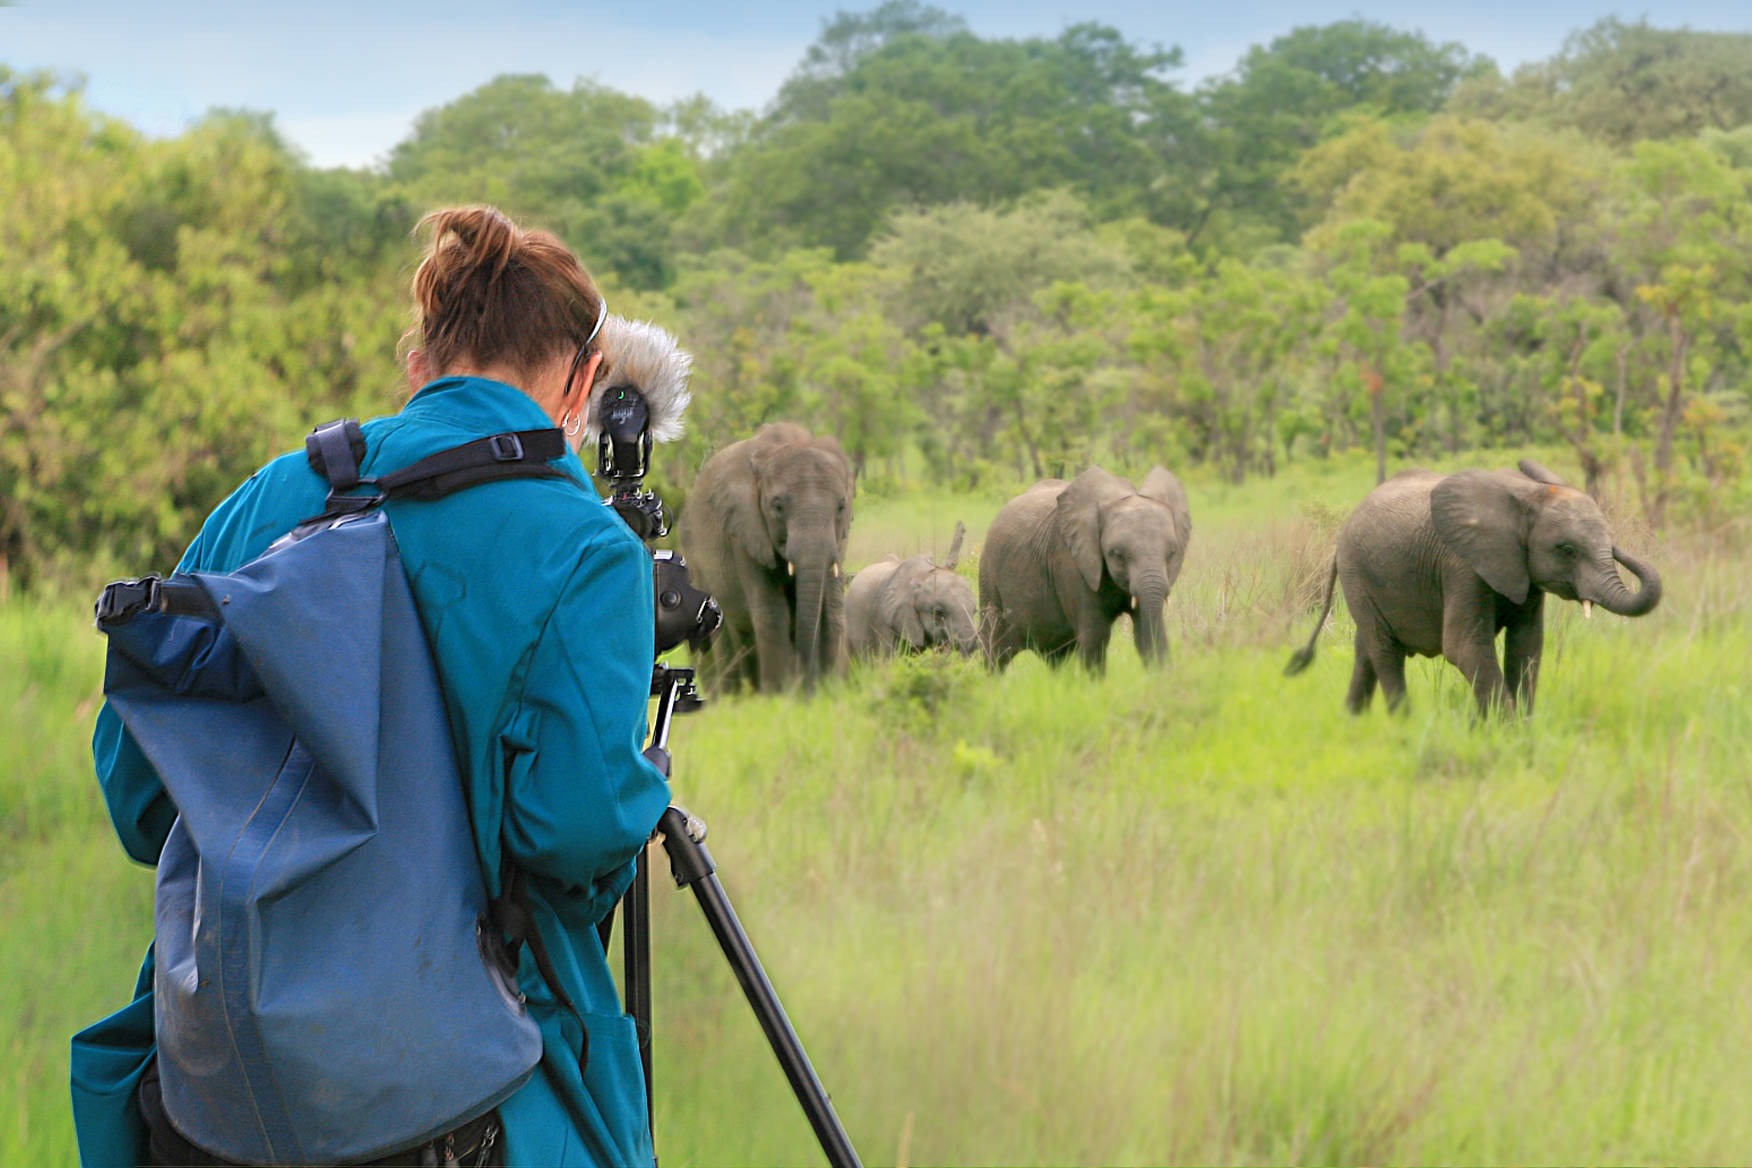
1431,470,1534,603
406,350,431,397
557,350,603,438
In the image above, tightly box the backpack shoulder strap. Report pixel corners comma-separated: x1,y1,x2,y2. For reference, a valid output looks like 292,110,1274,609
375,428,573,500
490,865,589,1070
303,420,576,521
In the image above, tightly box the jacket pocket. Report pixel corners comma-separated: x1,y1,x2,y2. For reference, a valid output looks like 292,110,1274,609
581,1011,653,1167
69,958,156,1168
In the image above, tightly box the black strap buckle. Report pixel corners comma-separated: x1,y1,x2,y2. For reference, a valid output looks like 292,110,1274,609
95,576,162,626
489,433,524,461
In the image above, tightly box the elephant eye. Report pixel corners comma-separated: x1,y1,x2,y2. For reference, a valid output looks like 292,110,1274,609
1555,542,1577,557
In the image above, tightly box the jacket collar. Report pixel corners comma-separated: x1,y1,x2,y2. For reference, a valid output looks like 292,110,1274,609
401,376,557,434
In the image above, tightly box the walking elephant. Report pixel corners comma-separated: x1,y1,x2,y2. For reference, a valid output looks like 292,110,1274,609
1286,460,1662,716
676,423,854,693
845,524,978,658
980,466,1192,672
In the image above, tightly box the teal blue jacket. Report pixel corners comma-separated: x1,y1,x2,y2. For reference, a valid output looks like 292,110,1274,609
72,377,669,1167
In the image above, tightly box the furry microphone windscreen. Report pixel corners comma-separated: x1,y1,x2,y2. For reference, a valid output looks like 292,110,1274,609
586,315,693,444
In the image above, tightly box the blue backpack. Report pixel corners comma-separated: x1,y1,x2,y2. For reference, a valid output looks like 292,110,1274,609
96,422,577,1164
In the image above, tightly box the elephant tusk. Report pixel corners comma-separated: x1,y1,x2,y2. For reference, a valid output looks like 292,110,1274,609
787,561,796,577
1582,600,1593,620
832,563,841,579
1130,596,1138,611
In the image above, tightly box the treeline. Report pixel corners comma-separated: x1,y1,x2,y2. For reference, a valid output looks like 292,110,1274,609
4,5,1752,581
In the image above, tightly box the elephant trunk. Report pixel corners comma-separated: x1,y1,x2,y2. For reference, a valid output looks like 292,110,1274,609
788,521,837,689
1593,545,1662,617
1131,575,1170,667
954,620,980,657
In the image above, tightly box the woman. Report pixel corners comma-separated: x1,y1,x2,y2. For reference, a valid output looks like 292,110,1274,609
72,206,669,1167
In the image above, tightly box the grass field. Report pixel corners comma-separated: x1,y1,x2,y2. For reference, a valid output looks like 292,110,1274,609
5,450,1750,1165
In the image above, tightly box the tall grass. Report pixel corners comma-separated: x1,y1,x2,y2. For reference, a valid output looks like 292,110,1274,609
5,451,1750,1164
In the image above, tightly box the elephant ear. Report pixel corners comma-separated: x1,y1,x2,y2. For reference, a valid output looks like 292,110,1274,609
812,434,856,494
696,440,775,568
1138,466,1192,545
1431,470,1533,603
1517,459,1567,486
727,443,783,568
1057,467,1131,592
880,558,929,648
812,434,857,541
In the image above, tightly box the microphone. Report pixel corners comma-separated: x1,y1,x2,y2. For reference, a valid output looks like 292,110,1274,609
586,316,693,540
587,315,692,465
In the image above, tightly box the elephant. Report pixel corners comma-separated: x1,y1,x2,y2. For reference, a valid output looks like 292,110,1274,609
980,466,1192,672
1286,460,1662,716
676,423,854,693
845,523,978,658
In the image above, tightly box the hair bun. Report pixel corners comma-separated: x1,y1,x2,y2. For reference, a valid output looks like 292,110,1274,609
407,203,601,396
414,206,520,318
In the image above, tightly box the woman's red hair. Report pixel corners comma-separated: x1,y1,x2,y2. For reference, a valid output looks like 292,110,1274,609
410,206,602,389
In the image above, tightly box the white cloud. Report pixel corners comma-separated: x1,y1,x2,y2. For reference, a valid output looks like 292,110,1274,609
277,109,426,169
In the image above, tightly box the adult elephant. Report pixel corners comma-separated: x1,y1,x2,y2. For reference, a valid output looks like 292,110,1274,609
980,466,1192,672
845,524,978,658
677,423,854,693
1286,460,1661,716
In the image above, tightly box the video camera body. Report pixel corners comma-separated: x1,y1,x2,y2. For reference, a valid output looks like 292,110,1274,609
589,316,720,658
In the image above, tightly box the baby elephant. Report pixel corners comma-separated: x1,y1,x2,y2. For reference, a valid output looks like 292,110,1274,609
845,525,978,658
1287,460,1662,715
981,466,1192,671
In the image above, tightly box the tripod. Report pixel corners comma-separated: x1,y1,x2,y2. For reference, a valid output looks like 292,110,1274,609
616,664,863,1168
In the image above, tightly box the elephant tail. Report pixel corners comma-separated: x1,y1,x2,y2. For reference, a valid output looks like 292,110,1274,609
1285,554,1339,677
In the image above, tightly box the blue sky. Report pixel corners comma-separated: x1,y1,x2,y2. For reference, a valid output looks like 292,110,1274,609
4,1,1749,168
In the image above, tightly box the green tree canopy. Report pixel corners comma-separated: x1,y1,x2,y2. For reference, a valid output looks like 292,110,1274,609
712,19,1200,259
1450,18,1752,145
1196,19,1492,246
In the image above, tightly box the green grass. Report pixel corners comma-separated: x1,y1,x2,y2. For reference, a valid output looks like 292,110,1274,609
6,450,1751,1165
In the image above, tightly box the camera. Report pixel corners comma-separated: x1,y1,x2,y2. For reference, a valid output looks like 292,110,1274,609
588,318,721,660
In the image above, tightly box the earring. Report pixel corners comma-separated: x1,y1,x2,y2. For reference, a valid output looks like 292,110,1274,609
564,413,582,438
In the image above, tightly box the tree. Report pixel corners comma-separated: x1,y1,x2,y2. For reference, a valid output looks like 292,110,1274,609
1608,137,1752,527
1197,20,1491,245
715,21,1200,258
1450,18,1752,146
388,75,706,289
1129,259,1320,481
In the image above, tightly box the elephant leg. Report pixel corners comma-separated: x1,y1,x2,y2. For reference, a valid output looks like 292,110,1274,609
981,605,1021,671
1345,630,1378,714
754,611,792,692
712,621,753,693
1076,625,1111,673
1443,600,1506,716
1373,645,1410,713
741,569,794,693
1502,605,1544,715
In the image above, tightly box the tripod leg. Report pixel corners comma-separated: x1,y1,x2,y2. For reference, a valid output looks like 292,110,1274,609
657,808,863,1168
623,849,654,1140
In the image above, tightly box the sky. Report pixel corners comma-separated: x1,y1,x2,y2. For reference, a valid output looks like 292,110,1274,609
4,0,1750,169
